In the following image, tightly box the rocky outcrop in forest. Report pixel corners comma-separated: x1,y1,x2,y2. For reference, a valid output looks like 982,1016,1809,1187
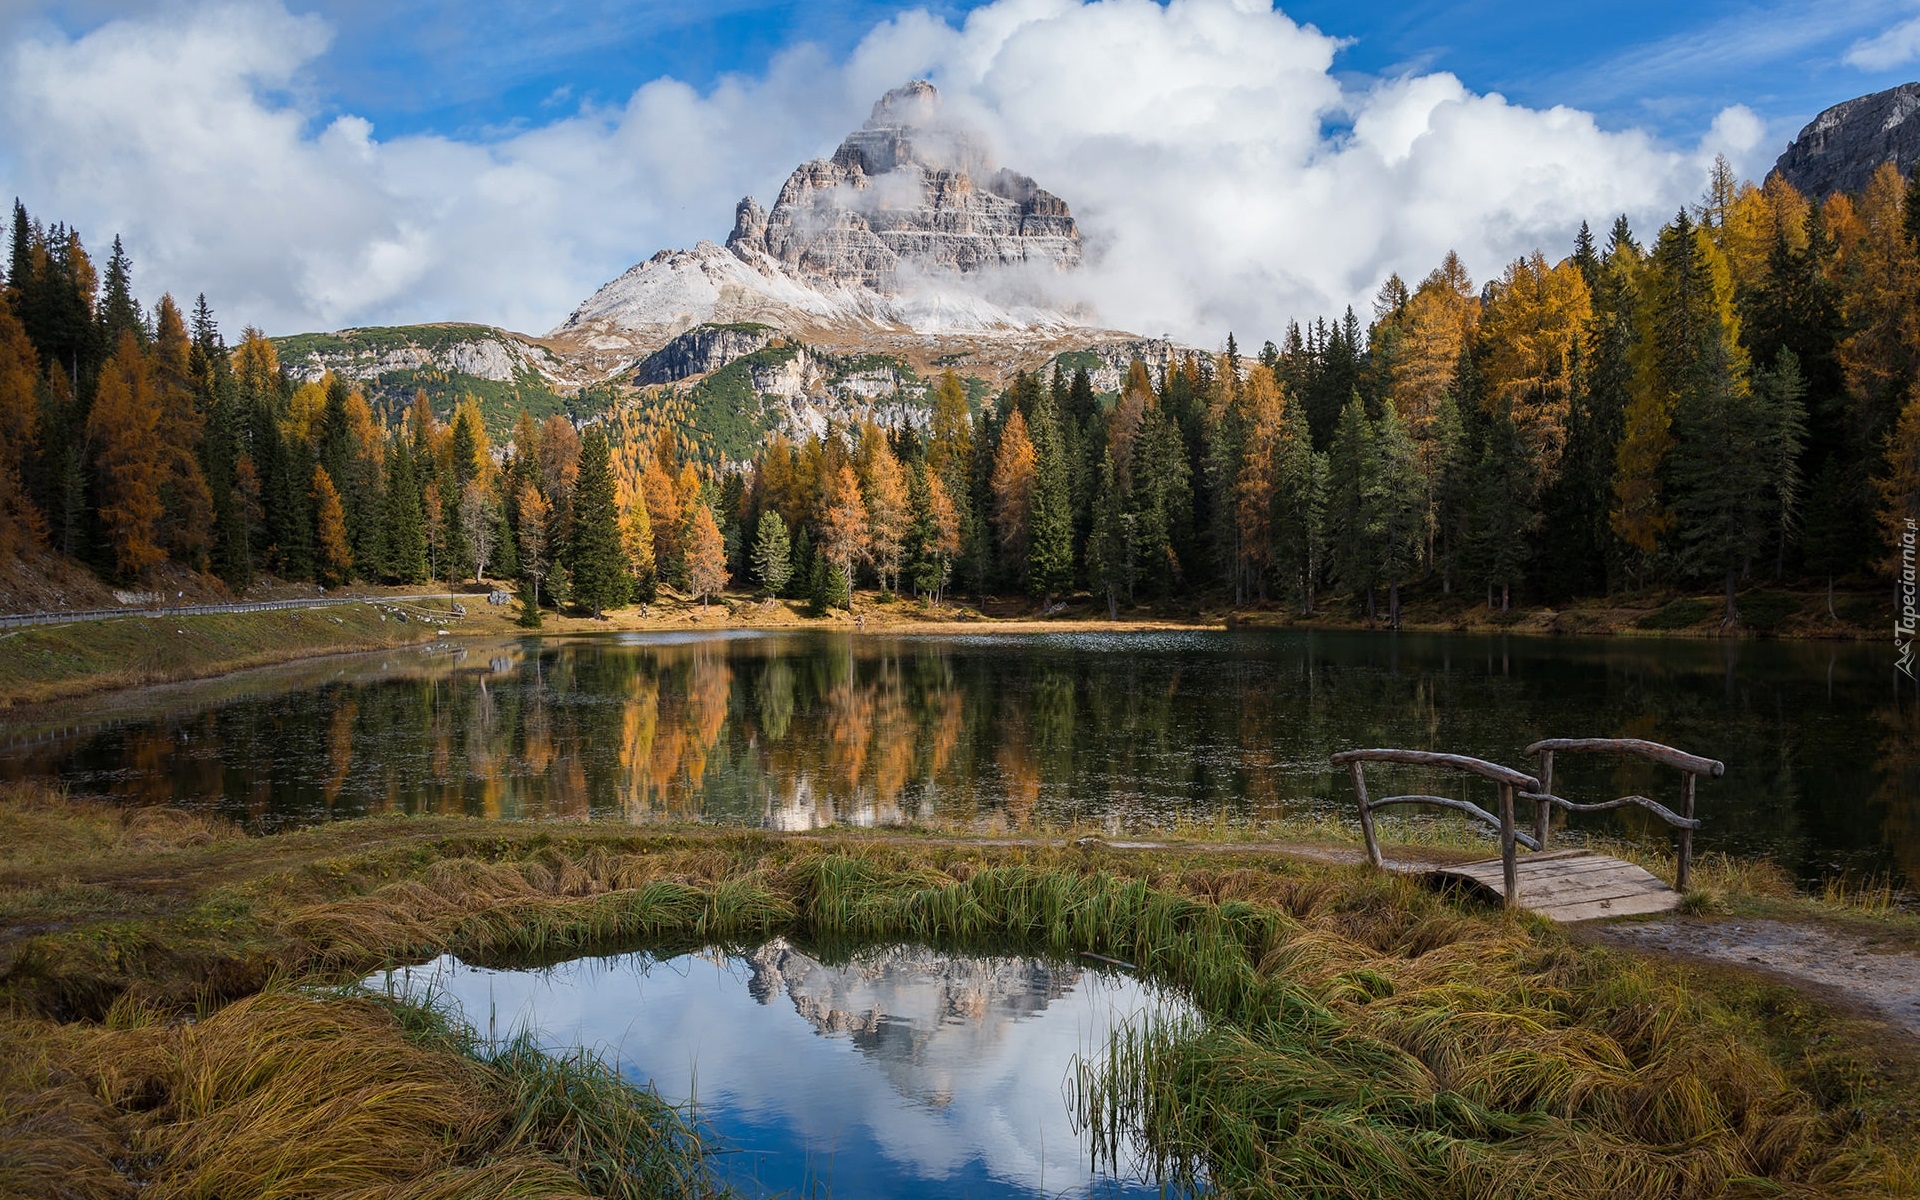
1771,82,1920,197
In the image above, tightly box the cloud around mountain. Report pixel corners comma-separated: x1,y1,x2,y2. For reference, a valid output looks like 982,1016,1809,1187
0,0,1767,345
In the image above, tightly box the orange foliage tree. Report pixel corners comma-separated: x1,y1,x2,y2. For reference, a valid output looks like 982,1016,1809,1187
88,331,166,578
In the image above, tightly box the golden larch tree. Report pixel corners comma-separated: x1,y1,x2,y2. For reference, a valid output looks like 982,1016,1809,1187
150,295,213,568
1233,365,1285,596
88,331,166,579
0,300,44,556
684,503,728,604
818,463,869,598
313,464,353,586
859,424,911,592
991,408,1037,567
1878,386,1920,576
1479,251,1593,479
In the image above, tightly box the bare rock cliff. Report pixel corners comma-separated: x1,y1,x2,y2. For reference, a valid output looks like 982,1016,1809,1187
1772,82,1920,198
725,80,1081,290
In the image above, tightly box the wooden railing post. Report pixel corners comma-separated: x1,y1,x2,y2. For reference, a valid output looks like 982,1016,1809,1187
1676,771,1696,892
1350,761,1383,868
1499,782,1518,909
1534,749,1555,851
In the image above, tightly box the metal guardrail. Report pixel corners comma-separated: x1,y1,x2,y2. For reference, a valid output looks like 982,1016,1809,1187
0,594,462,629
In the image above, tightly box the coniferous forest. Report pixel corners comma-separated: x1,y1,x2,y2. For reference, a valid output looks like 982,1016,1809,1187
3,159,1919,628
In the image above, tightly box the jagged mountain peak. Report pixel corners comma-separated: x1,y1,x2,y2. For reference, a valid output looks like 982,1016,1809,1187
550,80,1095,361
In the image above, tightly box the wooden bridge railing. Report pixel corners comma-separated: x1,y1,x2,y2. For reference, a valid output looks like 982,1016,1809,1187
1522,738,1725,892
1329,749,1542,908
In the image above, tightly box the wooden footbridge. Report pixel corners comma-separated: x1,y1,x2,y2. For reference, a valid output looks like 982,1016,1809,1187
1330,739,1725,922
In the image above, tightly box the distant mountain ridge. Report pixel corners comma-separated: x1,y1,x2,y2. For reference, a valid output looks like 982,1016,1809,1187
1771,81,1920,198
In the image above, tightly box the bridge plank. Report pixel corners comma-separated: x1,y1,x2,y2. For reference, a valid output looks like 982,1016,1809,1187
1423,850,1680,922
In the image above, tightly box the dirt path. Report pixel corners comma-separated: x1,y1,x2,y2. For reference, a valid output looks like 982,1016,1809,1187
1594,918,1920,1038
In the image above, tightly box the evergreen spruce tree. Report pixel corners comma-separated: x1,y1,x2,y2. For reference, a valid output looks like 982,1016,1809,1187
1471,401,1535,612
1326,395,1382,617
1026,387,1074,603
568,427,629,617
751,510,792,595
1272,383,1324,613
1755,349,1810,579
97,235,143,352
788,525,814,601
1371,398,1423,628
1087,448,1130,619
1653,211,1763,623
1803,458,1851,619
382,440,427,583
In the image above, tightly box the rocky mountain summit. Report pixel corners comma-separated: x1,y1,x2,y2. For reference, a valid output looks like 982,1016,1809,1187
278,82,1194,456
724,80,1081,290
1772,81,1920,197
549,80,1119,365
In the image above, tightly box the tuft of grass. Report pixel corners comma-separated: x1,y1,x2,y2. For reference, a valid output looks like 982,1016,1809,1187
1636,598,1715,630
1821,872,1906,917
0,784,242,870
0,988,720,1200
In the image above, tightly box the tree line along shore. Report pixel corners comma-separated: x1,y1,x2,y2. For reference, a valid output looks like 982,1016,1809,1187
2,158,1919,631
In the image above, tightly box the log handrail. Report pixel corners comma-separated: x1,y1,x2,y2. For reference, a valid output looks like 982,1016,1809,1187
1366,795,1544,851
1523,738,1724,778
1331,749,1540,908
1522,738,1723,892
1518,792,1700,830
1330,748,1539,790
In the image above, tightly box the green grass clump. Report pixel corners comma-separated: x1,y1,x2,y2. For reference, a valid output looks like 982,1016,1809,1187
1636,598,1715,630
1737,591,1799,631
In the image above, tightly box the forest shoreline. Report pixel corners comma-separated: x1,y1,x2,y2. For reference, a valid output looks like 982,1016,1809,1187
1,580,1897,710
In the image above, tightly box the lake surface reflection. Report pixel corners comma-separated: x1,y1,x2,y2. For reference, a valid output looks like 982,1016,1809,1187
371,942,1188,1199
4,629,1916,886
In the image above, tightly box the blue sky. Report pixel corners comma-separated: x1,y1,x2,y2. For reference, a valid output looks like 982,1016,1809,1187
4,0,1918,337
22,0,1910,146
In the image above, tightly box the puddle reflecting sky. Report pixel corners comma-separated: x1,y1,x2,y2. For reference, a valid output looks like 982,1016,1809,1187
372,941,1191,1199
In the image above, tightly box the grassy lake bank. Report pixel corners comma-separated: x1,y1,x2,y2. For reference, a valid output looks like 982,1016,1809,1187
1,574,1899,711
3,785,1917,1198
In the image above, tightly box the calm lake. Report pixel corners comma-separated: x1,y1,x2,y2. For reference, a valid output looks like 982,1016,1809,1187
5,629,1916,887
369,941,1192,1200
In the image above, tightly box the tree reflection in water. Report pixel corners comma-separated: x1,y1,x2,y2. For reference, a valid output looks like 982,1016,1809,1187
3,629,1914,887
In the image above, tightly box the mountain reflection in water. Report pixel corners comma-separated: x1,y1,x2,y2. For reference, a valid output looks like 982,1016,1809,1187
6,628,1915,886
374,940,1189,1199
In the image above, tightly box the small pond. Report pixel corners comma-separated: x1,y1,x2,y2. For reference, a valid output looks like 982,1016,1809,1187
370,941,1194,1199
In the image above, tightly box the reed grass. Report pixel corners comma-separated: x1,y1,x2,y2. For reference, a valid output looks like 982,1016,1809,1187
0,987,719,1200
4,787,1917,1198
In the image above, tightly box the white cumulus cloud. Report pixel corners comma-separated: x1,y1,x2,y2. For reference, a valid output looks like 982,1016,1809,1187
1845,13,1920,70
0,0,1758,345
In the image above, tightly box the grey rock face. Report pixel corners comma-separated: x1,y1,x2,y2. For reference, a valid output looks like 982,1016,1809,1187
632,323,779,385
1772,82,1920,198
725,80,1081,291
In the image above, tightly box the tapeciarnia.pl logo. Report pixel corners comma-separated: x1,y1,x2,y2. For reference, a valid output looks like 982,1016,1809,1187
1900,517,1917,680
